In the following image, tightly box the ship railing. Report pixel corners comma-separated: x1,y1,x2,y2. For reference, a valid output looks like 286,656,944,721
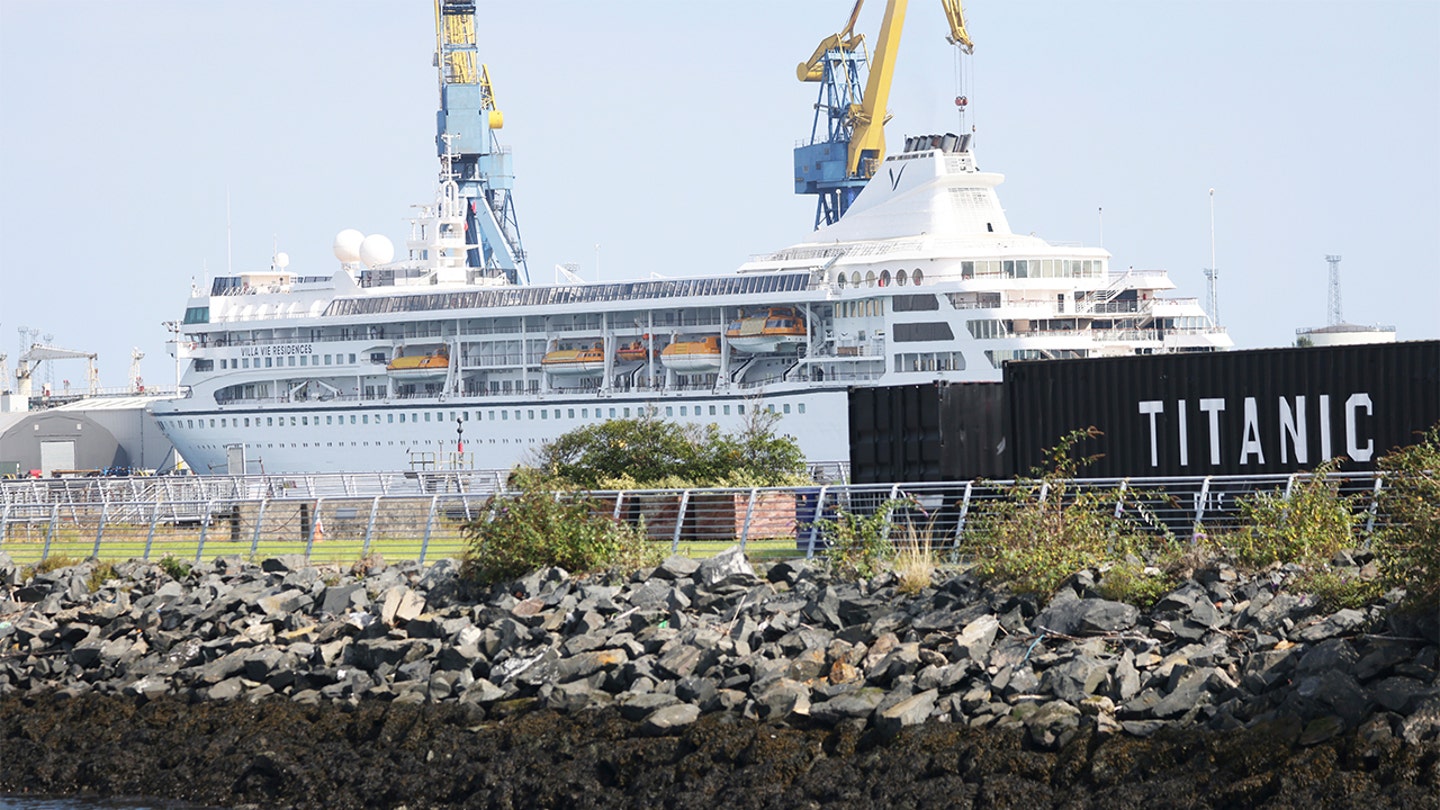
0,471,1405,567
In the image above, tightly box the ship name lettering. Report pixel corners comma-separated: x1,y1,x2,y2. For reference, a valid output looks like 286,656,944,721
1138,393,1374,468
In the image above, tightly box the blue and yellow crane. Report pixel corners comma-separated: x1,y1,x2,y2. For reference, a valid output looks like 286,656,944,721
434,1,528,283
794,0,973,228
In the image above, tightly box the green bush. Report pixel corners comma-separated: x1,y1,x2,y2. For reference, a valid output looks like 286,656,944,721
814,498,909,579
525,409,808,489
461,471,658,585
1374,424,1440,607
158,555,191,582
960,428,1176,597
1225,459,1359,569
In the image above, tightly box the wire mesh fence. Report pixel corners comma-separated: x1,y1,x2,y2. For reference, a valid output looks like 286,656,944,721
0,471,1402,567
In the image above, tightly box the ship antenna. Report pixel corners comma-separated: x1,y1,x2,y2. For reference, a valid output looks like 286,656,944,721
1203,188,1220,325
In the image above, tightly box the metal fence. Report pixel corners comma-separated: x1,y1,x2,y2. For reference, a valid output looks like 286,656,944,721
0,471,1401,567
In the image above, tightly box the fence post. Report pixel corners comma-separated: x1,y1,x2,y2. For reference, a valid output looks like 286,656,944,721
304,497,325,560
671,489,691,554
249,498,269,559
612,491,625,521
739,488,759,549
1192,476,1212,545
419,495,439,565
0,498,11,546
143,499,162,560
363,496,381,557
1363,474,1384,547
953,481,973,545
92,502,108,559
41,502,59,563
195,499,214,565
804,485,829,559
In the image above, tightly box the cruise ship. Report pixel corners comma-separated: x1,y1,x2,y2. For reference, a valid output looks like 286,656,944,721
152,14,1229,475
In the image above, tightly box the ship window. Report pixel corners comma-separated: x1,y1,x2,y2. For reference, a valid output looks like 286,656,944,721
798,404,806,414
567,409,574,418
264,358,272,368
666,407,673,416
220,359,227,369
399,414,406,423
912,269,923,286
738,404,745,414
301,416,308,426
527,410,535,420
865,271,876,287
424,412,431,422
349,354,356,363
879,270,891,287
836,274,847,290
350,415,356,424
768,405,775,413
581,408,588,418
723,405,730,415
540,410,547,420
679,406,687,416
242,359,250,369
300,356,307,366
209,419,215,428
267,417,273,426
501,411,507,420
896,270,908,286
326,416,333,425
709,405,716,416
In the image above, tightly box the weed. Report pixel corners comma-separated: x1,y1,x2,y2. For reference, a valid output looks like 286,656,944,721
462,470,659,585
158,555,191,582
892,526,936,595
1373,424,1440,607
1224,459,1359,569
31,554,82,575
85,562,119,593
1290,567,1386,611
813,498,910,579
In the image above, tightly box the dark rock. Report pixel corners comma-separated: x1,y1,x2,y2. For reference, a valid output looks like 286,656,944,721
639,702,700,735
1370,676,1434,713
694,547,754,589
876,688,938,739
1297,608,1368,642
1034,598,1139,637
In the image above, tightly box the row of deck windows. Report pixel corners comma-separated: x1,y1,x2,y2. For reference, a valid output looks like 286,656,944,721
161,402,803,433
218,353,358,370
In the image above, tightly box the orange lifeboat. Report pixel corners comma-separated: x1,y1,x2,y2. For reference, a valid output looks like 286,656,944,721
725,307,807,353
386,345,449,380
660,336,723,372
542,342,606,375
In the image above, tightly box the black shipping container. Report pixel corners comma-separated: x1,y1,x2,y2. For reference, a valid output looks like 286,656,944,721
849,382,1007,483
1004,341,1440,478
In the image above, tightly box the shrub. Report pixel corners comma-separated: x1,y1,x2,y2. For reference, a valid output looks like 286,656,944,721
525,409,809,489
31,554,81,576
814,498,908,579
1225,459,1359,569
86,561,119,593
462,470,658,586
159,555,191,582
1374,424,1440,606
1290,567,1386,611
892,525,936,595
960,428,1176,597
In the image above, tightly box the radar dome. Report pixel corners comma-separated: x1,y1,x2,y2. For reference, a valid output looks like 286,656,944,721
333,229,364,263
359,234,395,267
274,252,290,269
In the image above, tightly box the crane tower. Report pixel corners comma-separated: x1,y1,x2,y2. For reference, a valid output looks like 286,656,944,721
434,1,528,284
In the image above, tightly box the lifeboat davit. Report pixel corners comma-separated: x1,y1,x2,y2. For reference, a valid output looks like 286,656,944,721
387,346,449,380
725,307,807,353
542,343,607,375
660,336,723,372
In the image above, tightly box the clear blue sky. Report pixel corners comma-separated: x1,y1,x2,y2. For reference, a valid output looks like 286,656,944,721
2,1,1437,389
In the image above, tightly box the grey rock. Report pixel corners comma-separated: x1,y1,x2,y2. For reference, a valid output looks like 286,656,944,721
458,678,506,705
619,692,681,720
653,555,701,580
752,678,811,721
641,703,701,735
1024,700,1082,750
320,583,368,615
1399,696,1440,745
256,588,310,617
876,689,938,739
1355,641,1418,681
1041,655,1110,704
1149,670,1213,720
1034,598,1139,637
952,614,1000,661
811,687,886,725
1297,638,1359,676
1370,676,1434,713
695,546,755,589
261,555,308,573
1297,608,1368,642
1296,669,1371,726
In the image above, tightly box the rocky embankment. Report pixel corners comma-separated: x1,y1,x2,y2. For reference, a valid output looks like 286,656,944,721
1,549,1438,808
